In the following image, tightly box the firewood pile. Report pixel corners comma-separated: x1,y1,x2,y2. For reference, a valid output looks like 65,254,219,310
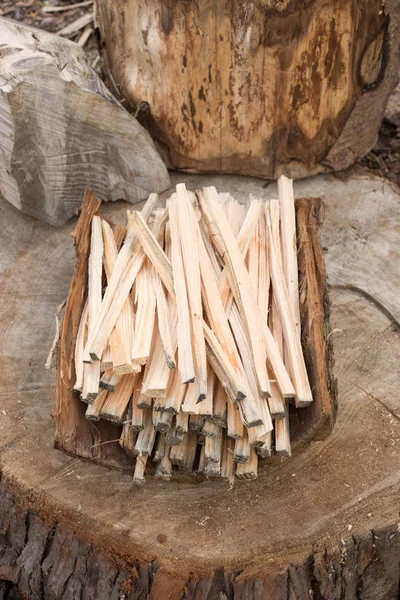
71,178,313,484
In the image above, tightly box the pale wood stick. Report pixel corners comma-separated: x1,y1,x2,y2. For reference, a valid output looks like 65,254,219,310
168,195,194,384
113,224,127,251
86,203,165,362
275,403,292,457
131,260,157,364
102,220,134,374
181,432,198,471
267,299,285,419
99,373,137,423
100,341,113,372
205,428,222,475
221,437,235,486
236,447,258,480
141,322,171,398
208,381,227,427
82,216,103,401
233,429,250,463
182,381,212,416
198,187,271,398
176,411,189,434
202,420,220,438
133,455,148,485
164,367,186,414
227,399,244,439
170,433,191,466
189,414,204,431
246,398,273,447
99,368,120,392
278,175,301,335
153,408,172,434
135,408,156,456
266,210,313,406
155,451,172,480
73,299,88,392
153,434,166,462
153,396,167,411
131,377,144,431
256,436,272,458
176,184,207,402
84,193,158,362
85,389,108,421
166,419,184,445
120,415,138,458
155,274,176,369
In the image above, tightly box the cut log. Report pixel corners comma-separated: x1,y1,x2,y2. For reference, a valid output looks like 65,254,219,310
95,0,400,178
0,18,170,225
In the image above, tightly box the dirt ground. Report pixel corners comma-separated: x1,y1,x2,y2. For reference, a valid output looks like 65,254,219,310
1,0,399,188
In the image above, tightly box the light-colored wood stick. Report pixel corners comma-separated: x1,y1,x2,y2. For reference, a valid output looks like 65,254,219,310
202,420,220,438
120,416,138,458
205,428,222,475
168,195,195,385
133,455,148,485
236,447,258,480
166,420,184,445
131,260,157,365
100,341,113,372
99,368,120,392
233,430,250,463
85,389,108,421
135,408,156,456
182,380,213,416
181,432,198,471
153,434,166,462
154,274,176,369
176,411,189,434
246,398,274,447
85,199,163,362
170,433,190,466
198,187,271,398
153,408,172,434
208,381,227,428
176,183,207,401
102,219,134,374
153,396,167,411
256,436,272,458
188,414,204,431
267,298,285,419
275,403,292,457
131,378,144,431
99,373,137,423
141,322,171,398
164,367,186,414
221,437,235,486
155,452,172,480
266,209,313,407
82,216,103,401
278,175,301,336
73,299,88,392
227,400,244,439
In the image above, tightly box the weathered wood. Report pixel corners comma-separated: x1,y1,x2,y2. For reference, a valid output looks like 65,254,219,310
95,0,400,178
0,17,170,225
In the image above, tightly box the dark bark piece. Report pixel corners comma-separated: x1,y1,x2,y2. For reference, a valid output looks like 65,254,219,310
95,0,400,178
0,18,170,226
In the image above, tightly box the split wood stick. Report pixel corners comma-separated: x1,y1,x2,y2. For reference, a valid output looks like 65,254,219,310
100,341,113,372
133,455,148,485
153,408,172,434
275,404,292,457
153,434,166,462
182,380,212,416
198,187,271,398
236,447,258,480
256,436,272,458
166,420,184,445
208,382,227,428
176,184,207,401
102,220,134,374
227,399,243,439
181,432,198,471
155,452,172,481
202,420,220,438
82,216,103,401
278,175,301,335
189,414,204,431
154,274,176,369
141,324,171,398
73,299,88,392
99,373,137,423
233,430,250,464
135,408,156,456
246,398,273,447
57,12,93,37
85,389,108,421
84,195,161,361
99,368,120,392
113,224,126,250
267,376,285,420
267,299,285,419
131,260,156,364
153,396,167,411
221,437,235,486
120,422,138,458
131,379,144,431
170,433,190,466
164,367,186,415
176,411,189,434
205,427,222,468
266,211,313,407
168,195,194,384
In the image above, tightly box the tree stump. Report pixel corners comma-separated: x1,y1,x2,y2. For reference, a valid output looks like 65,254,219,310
1,171,400,599
95,0,400,179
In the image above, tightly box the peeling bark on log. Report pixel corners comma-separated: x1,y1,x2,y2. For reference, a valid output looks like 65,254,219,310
95,0,400,179
0,17,170,226
1,479,400,599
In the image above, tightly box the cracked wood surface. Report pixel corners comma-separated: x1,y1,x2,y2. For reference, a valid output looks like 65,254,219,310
1,169,400,598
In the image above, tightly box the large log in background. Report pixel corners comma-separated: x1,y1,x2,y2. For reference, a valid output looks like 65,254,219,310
1,171,400,599
95,0,400,178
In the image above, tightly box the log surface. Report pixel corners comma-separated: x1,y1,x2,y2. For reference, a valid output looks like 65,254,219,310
0,17,170,226
95,0,400,179
1,171,400,598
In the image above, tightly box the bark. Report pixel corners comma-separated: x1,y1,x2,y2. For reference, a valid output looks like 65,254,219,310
0,18,170,226
95,0,400,179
